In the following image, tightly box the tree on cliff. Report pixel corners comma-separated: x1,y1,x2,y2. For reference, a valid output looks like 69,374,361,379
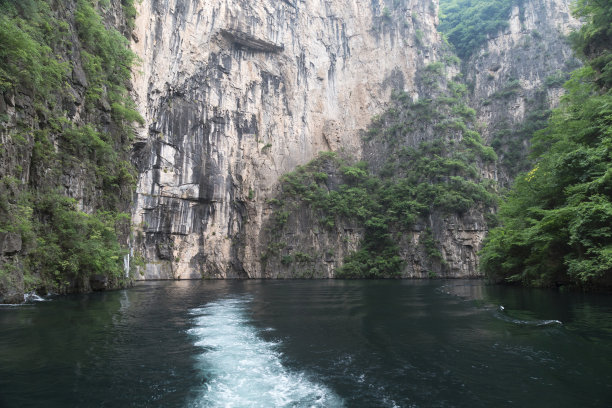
480,0,612,288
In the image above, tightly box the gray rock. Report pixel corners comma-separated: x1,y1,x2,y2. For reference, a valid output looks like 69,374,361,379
0,232,22,255
14,93,31,109
0,94,6,114
89,274,108,291
100,97,112,112
0,292,24,304
156,242,173,260
72,64,89,88
4,92,14,107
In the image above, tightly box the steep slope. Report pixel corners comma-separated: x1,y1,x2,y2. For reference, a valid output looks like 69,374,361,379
258,62,497,278
460,0,580,184
0,0,583,295
130,0,581,280
0,0,140,302
480,0,612,289
255,0,581,279
130,0,442,279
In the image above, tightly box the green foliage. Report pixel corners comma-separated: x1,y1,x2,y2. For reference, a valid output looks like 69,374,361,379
0,182,129,291
491,79,522,99
0,177,35,246
414,29,424,45
30,194,129,290
570,0,612,90
420,228,445,264
337,241,403,278
382,7,391,19
0,0,140,294
268,63,497,278
491,106,551,177
481,69,612,288
76,0,141,125
0,2,69,94
281,254,293,265
293,251,313,263
121,0,137,29
439,0,522,58
544,70,569,88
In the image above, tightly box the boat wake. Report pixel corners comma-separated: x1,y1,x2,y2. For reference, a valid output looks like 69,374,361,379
495,305,562,327
23,292,49,303
1,292,50,306
187,297,344,407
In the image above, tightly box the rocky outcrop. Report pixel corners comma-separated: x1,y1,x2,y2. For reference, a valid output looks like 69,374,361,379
465,0,580,184
0,0,582,290
130,0,442,279
0,0,136,302
129,0,580,280
0,233,22,255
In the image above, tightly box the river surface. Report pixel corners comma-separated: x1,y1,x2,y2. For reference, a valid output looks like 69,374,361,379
1,280,611,407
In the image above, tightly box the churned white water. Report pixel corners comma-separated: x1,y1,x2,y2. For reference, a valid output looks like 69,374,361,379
188,297,344,408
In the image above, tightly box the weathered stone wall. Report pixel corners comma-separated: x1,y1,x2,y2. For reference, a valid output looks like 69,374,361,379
465,0,580,185
129,0,579,280
130,0,442,279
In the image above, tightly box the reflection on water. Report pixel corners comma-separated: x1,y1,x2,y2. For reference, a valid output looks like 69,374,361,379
0,279,611,407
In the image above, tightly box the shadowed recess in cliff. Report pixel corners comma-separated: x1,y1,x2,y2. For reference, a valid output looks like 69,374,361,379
187,296,345,407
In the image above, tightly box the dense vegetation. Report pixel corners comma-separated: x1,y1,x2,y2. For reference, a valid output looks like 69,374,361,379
480,0,612,288
0,0,140,296
264,62,497,278
439,0,522,58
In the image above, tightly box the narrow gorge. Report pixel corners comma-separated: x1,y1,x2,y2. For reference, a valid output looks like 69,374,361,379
128,0,578,281
0,0,581,300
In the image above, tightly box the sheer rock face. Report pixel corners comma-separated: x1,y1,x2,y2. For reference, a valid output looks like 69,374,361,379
130,0,441,279
130,0,578,280
465,0,580,185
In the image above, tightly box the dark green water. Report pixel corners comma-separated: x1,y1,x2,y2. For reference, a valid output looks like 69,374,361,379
1,280,611,407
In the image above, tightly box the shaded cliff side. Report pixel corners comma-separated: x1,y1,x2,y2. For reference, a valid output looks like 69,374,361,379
0,0,583,295
460,0,580,185
258,61,498,278
0,0,140,302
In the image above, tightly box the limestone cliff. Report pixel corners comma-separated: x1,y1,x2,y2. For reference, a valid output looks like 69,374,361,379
0,0,138,303
0,0,582,300
130,0,442,279
129,0,579,279
464,0,580,185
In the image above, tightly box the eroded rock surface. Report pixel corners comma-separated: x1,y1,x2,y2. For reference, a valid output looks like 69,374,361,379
130,0,579,279
131,0,441,278
465,0,580,185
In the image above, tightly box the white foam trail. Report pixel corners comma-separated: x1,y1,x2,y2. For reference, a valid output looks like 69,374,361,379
23,292,48,303
495,306,562,326
187,297,344,408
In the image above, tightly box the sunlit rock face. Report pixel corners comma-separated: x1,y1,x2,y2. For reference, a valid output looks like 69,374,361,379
130,0,441,279
129,0,578,280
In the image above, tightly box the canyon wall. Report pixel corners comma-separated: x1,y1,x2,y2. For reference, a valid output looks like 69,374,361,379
130,0,442,279
465,0,580,184
0,0,137,302
130,0,579,280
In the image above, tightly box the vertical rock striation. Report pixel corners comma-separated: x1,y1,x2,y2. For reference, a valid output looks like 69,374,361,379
130,0,580,280
130,0,441,279
465,0,580,185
